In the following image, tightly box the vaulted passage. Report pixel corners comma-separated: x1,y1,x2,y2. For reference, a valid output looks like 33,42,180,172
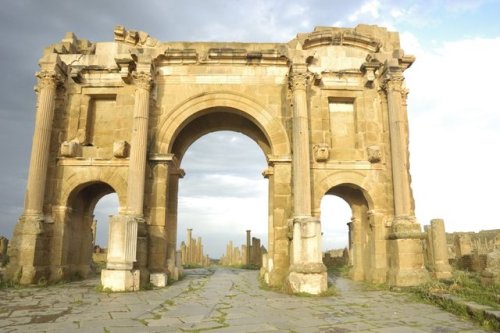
177,131,268,262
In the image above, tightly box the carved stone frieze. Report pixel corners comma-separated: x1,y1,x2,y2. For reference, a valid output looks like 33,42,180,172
313,144,330,162
367,145,382,163
60,140,80,158
113,140,129,158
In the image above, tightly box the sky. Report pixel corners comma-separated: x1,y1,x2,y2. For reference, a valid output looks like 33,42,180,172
0,0,499,258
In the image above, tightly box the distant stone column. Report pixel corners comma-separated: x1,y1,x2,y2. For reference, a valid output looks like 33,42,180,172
246,230,251,266
24,57,64,215
187,228,193,264
430,219,453,279
197,237,203,265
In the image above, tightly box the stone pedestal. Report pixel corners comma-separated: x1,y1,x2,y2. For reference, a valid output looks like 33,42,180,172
388,222,429,286
286,217,327,294
150,272,167,287
102,215,140,291
430,219,453,279
6,215,50,284
286,263,327,294
101,269,140,291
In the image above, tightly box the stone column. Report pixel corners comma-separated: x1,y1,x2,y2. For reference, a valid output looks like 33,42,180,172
126,70,153,216
246,230,251,266
430,219,453,279
384,67,413,220
147,157,169,287
166,165,183,276
187,228,193,264
25,57,64,215
102,65,153,292
6,55,65,284
383,61,428,286
290,65,312,217
286,64,327,294
262,166,274,278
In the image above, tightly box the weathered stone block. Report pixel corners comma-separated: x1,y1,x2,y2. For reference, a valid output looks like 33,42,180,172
101,269,140,291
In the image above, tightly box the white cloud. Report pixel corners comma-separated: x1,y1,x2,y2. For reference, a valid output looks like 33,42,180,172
405,36,500,232
348,0,381,22
320,195,351,250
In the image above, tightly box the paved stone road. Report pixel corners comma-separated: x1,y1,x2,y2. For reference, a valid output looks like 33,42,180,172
0,268,490,332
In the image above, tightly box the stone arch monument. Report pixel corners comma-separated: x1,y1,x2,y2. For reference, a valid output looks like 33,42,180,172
7,24,429,293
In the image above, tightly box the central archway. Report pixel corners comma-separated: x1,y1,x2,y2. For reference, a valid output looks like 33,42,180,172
177,131,268,263
153,93,292,286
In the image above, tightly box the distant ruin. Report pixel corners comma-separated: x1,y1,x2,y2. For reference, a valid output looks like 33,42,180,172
446,229,500,285
220,230,266,267
179,229,210,267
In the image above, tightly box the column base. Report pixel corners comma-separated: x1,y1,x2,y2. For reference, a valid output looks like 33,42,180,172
285,263,327,295
387,237,429,286
101,269,140,291
150,273,167,287
434,270,453,280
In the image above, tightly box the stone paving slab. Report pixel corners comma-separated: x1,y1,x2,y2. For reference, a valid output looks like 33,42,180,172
0,268,492,332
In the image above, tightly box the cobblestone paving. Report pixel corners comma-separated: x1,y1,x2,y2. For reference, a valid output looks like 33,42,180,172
0,268,490,332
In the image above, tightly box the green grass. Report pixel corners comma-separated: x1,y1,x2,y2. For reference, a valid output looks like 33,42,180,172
412,271,499,308
408,270,499,330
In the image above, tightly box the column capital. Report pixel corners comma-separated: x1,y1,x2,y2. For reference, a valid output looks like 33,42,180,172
289,70,310,92
381,68,405,93
35,70,64,90
133,71,153,91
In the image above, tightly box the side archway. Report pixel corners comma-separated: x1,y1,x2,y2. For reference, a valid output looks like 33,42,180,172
49,169,127,281
315,171,385,282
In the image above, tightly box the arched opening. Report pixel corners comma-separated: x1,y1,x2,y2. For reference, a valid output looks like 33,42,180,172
178,131,268,266
170,107,272,269
320,195,351,268
92,193,119,270
321,184,373,281
65,181,120,279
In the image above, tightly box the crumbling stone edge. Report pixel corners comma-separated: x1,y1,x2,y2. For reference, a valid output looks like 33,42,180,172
428,292,500,330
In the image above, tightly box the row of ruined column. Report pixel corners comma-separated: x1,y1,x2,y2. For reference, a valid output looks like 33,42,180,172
179,229,210,267
219,231,265,267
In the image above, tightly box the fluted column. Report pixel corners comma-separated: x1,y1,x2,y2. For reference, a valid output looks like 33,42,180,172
102,67,153,291
126,71,153,216
25,70,63,215
286,64,327,295
383,68,413,221
290,65,312,217
383,62,429,286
